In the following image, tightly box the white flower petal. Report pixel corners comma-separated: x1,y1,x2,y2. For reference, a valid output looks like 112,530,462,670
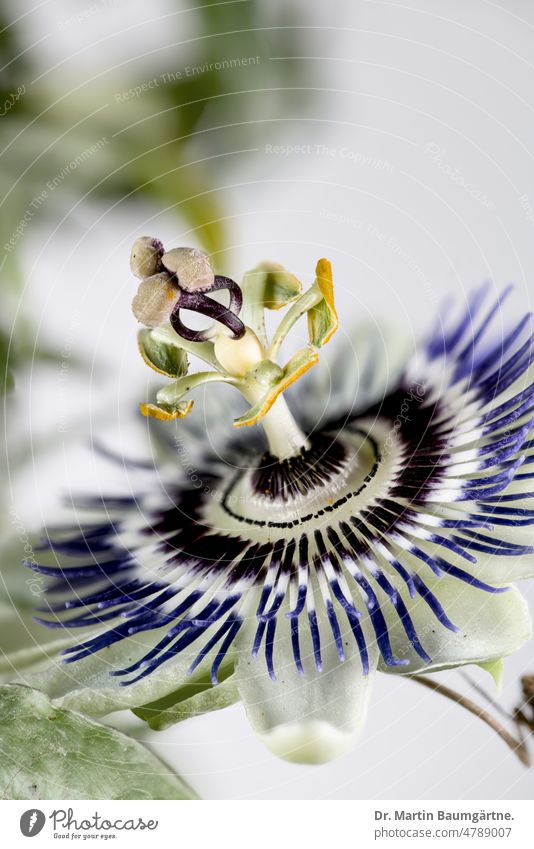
378,576,532,675
391,533,534,585
234,609,378,764
23,623,219,716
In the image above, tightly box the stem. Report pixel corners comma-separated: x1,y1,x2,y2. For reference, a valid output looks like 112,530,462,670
459,670,511,722
268,286,321,361
254,393,310,460
157,371,238,407
240,297,268,350
411,674,531,767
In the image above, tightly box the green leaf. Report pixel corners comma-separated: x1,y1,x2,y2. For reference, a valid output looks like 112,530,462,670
0,684,198,799
3,369,14,394
138,328,189,378
133,665,238,731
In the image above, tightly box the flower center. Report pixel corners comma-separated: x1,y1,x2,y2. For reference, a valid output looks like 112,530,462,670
203,420,400,540
133,244,338,462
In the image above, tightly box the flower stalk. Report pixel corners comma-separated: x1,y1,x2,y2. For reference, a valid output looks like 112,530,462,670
411,675,531,767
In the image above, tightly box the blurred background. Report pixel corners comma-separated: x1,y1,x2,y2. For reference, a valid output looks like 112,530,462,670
1,0,534,799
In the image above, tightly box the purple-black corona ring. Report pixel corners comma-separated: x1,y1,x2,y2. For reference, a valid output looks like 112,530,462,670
27,245,534,764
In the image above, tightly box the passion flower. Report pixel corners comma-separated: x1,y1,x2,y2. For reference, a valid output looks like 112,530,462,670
28,251,533,764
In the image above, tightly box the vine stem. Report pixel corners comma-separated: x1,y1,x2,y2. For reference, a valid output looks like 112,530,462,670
411,674,531,767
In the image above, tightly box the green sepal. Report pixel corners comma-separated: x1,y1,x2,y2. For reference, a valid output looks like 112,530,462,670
133,664,238,731
138,328,189,378
0,684,198,800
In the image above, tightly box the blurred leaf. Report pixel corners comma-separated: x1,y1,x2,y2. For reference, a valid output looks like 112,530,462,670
0,684,198,799
0,1,309,387
0,328,15,393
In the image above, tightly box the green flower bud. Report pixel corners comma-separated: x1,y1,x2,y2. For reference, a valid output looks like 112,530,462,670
130,237,164,279
161,247,214,292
